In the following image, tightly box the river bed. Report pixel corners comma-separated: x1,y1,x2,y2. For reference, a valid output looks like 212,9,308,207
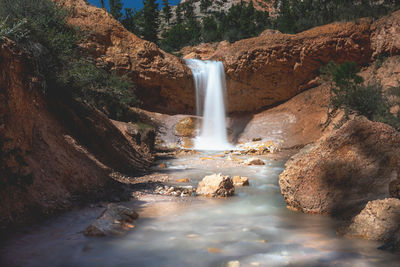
1,152,400,266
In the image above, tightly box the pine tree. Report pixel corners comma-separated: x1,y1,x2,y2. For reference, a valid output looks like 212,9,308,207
122,8,136,33
200,0,212,14
162,0,172,24
175,4,183,25
109,0,123,21
142,0,159,43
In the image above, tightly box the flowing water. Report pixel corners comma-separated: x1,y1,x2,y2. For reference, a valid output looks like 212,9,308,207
1,153,400,267
185,59,234,151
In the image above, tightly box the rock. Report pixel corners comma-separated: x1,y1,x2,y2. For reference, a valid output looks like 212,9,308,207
343,198,400,241
84,204,139,237
279,117,400,217
212,19,373,113
181,137,194,149
244,158,265,166
371,10,400,59
174,117,197,137
175,178,190,183
389,179,400,198
207,247,223,253
233,176,250,186
154,185,195,197
380,227,400,252
56,0,194,114
225,260,240,267
0,39,138,229
196,174,235,197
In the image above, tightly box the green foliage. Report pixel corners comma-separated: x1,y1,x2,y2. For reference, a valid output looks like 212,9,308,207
321,61,400,130
201,16,219,43
109,0,123,20
162,0,172,24
0,16,28,42
275,0,399,34
200,0,212,13
0,0,140,122
160,1,269,52
143,0,159,43
58,59,140,121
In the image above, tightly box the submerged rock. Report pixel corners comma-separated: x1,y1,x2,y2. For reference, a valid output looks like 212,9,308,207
196,173,235,197
244,158,265,166
233,176,250,186
84,204,139,237
343,198,400,241
175,178,190,183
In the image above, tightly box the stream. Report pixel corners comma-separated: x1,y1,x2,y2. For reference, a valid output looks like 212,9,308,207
1,152,400,266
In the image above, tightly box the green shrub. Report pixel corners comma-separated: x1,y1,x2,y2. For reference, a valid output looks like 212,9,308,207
0,16,28,42
58,59,140,121
0,0,140,122
321,61,400,130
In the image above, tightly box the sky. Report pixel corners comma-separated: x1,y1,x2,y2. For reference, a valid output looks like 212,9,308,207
87,0,181,11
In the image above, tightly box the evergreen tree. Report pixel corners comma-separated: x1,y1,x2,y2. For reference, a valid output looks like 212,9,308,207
142,0,159,43
121,8,136,34
202,16,219,42
109,0,123,21
200,0,212,14
162,0,172,24
175,4,183,24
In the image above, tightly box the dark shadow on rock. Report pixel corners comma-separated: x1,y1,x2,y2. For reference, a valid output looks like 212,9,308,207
228,113,254,144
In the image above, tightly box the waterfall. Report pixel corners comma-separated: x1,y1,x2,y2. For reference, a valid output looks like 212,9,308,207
185,59,234,151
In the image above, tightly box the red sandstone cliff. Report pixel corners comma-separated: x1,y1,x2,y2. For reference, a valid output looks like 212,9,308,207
0,39,153,229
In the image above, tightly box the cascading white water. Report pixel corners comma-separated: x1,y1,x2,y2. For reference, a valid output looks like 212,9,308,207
185,59,234,151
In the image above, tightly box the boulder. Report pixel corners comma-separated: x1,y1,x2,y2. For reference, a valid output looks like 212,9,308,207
244,158,265,166
233,176,250,186
84,204,139,236
279,117,400,217
343,198,400,241
196,174,235,197
174,117,198,137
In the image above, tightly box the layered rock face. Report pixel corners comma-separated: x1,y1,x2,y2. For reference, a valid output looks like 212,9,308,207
182,20,374,113
279,117,400,217
56,0,400,115
0,39,153,229
214,21,373,113
55,0,195,114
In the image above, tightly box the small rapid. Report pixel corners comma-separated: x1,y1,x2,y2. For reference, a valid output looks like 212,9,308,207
185,59,234,151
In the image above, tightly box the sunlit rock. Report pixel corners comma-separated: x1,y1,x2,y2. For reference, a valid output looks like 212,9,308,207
342,198,400,241
233,176,250,186
244,158,265,166
196,173,235,197
174,117,198,138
